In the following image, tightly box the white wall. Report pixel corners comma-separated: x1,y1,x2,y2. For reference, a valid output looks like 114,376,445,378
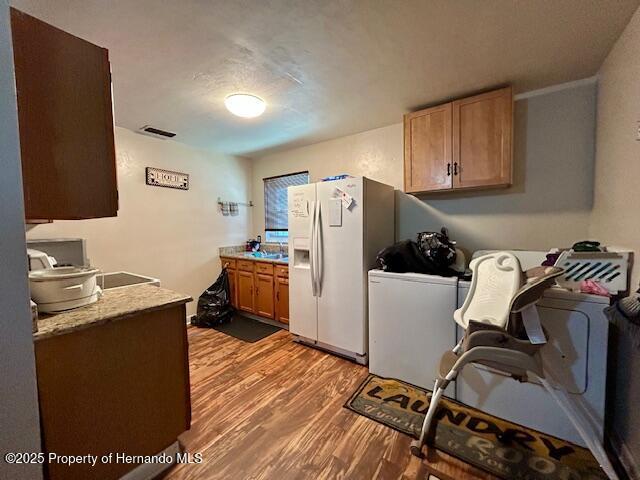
590,5,640,473
27,127,253,316
591,6,640,289
252,83,597,256
251,122,403,237
0,2,43,478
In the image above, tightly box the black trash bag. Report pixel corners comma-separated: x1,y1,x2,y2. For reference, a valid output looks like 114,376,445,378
192,268,235,327
375,239,457,277
416,227,457,268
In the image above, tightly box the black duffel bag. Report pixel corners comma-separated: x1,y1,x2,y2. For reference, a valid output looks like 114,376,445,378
416,227,457,268
375,239,457,277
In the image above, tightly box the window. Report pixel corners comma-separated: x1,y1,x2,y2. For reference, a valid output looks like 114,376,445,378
264,171,309,243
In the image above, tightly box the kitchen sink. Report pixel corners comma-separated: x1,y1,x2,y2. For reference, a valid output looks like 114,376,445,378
98,271,160,290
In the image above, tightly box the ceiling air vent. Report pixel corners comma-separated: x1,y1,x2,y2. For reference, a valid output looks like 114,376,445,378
138,125,176,139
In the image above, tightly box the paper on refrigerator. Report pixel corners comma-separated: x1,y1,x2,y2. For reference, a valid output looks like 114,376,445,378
290,192,309,218
335,187,354,209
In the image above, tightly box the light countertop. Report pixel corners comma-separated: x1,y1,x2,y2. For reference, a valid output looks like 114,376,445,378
220,252,288,265
34,284,192,341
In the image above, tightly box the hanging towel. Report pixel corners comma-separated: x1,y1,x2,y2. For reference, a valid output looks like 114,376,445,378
229,202,239,216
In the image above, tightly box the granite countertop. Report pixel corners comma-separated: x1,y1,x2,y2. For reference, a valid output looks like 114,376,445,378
34,284,192,341
220,252,288,265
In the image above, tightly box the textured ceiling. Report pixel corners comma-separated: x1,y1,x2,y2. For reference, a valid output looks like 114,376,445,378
10,0,640,157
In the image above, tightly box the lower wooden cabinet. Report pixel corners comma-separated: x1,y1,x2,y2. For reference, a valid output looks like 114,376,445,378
255,273,275,319
227,268,237,308
237,270,255,313
220,257,288,324
220,257,238,307
35,304,190,479
275,276,289,324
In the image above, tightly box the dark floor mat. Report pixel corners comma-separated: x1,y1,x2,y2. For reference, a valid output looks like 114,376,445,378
212,314,281,343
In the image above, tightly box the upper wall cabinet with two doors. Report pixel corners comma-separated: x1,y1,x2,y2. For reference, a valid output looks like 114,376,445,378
10,8,118,221
404,86,513,194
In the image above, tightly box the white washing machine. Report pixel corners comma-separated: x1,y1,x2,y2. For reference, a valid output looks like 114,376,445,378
456,251,611,447
368,270,458,394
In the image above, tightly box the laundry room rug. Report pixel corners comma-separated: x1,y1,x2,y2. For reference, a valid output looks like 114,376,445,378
211,314,280,343
345,374,607,480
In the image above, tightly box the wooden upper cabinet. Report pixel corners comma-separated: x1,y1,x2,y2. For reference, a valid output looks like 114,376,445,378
453,87,512,189
10,8,118,221
404,86,513,194
404,103,452,193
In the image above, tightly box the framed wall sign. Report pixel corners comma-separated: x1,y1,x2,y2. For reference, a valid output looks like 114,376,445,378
145,167,189,190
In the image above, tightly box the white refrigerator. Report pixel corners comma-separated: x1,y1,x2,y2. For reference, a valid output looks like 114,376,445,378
287,176,395,364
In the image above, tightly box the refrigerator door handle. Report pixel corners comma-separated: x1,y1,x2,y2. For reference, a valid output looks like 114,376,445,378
315,201,323,296
309,200,317,297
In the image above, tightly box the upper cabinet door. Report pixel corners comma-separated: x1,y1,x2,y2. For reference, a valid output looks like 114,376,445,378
10,8,118,220
404,103,453,193
452,87,513,189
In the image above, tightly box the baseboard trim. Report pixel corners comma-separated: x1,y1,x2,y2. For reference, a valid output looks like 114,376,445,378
607,428,639,480
119,440,182,480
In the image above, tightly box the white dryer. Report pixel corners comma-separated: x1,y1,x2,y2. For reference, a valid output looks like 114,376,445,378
368,270,458,393
456,252,611,447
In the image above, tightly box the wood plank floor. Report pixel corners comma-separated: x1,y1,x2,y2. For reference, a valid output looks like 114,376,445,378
162,327,496,480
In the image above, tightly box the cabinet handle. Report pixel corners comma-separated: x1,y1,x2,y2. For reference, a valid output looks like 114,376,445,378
447,163,451,176
276,291,280,301
454,162,459,175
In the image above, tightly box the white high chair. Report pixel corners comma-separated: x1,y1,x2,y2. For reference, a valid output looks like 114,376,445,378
409,252,619,480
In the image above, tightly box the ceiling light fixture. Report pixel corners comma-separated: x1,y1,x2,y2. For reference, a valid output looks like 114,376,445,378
224,93,266,118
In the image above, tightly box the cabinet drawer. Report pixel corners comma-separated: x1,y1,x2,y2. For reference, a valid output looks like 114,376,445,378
255,262,274,275
220,257,236,270
275,265,289,278
237,260,254,272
